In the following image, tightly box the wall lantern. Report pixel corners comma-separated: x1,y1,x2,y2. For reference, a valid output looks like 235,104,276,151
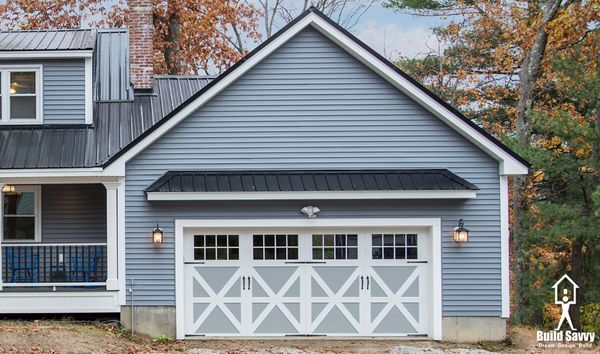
1,185,15,193
453,219,469,243
152,222,164,244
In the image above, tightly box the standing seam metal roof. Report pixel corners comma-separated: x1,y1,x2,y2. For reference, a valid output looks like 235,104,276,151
0,29,96,51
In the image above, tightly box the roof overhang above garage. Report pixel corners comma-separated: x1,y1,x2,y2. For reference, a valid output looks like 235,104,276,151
145,170,478,201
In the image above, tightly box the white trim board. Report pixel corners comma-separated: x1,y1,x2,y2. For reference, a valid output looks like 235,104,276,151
174,217,442,340
147,190,477,201
104,12,528,176
0,50,93,59
500,175,510,318
0,291,119,313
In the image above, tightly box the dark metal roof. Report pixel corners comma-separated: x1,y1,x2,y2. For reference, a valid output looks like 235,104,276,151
0,29,96,51
145,170,479,193
0,76,212,169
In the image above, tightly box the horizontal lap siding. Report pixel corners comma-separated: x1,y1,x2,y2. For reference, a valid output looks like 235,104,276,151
125,26,501,316
43,59,86,124
42,184,106,243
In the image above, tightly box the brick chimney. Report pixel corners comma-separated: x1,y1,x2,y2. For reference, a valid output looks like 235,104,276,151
128,0,154,91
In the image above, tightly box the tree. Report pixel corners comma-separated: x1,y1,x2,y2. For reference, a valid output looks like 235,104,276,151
258,0,376,37
387,0,600,327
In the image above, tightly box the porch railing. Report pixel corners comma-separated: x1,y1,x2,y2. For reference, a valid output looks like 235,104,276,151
1,243,107,287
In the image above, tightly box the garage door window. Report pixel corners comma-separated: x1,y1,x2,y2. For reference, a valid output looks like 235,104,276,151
372,234,418,260
193,234,239,260
312,234,358,260
253,234,298,260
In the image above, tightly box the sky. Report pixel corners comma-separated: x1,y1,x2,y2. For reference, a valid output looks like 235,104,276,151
353,3,444,59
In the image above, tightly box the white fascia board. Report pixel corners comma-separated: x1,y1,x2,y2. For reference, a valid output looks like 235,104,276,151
0,50,93,59
147,190,476,201
103,12,527,176
500,175,510,318
0,167,123,179
84,57,93,124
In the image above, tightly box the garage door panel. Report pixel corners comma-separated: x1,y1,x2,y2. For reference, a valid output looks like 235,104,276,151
183,229,432,337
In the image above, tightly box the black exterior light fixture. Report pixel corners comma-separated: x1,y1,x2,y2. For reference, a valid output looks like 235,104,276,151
453,219,469,243
152,222,164,244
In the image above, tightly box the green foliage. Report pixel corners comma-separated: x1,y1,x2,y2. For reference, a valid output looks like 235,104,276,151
384,0,459,11
152,334,174,344
581,304,600,342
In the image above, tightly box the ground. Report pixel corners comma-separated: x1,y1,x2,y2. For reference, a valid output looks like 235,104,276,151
0,320,596,354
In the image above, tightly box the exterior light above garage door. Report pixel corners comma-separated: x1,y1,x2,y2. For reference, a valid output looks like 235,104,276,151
300,206,320,219
152,222,164,244
1,185,15,193
453,219,469,243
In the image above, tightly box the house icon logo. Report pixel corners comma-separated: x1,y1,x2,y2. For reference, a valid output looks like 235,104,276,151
552,274,578,331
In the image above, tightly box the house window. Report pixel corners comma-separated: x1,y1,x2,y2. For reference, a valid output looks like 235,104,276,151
0,67,42,123
372,234,418,260
253,234,298,260
2,186,41,242
193,234,239,260
312,234,358,260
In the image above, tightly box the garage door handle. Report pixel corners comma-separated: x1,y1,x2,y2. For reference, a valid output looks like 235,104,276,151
407,261,428,264
242,276,246,290
360,276,364,290
247,276,251,290
366,276,370,290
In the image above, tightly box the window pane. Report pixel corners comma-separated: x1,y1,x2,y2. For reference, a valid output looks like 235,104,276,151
347,235,357,246
195,248,206,260
384,234,394,246
372,234,382,246
407,234,418,246
205,248,216,260
288,248,298,260
194,235,204,247
347,248,358,259
253,235,263,246
372,247,382,259
288,235,298,246
395,247,406,259
229,248,239,260
205,235,215,247
253,248,263,260
10,72,36,94
3,216,35,240
276,248,286,260
228,235,239,247
217,248,228,260
313,248,322,259
384,247,394,259
4,192,35,215
324,247,334,259
312,235,322,246
264,248,275,260
324,234,334,246
395,234,406,246
217,235,227,247
407,247,418,259
10,96,36,119
335,248,345,259
265,235,275,246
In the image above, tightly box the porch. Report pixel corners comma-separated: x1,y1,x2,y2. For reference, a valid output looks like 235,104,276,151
0,182,122,313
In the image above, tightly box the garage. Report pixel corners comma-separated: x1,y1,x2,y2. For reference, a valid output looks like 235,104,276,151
179,221,439,338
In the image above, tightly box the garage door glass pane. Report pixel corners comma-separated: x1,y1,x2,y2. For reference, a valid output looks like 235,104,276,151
312,234,358,260
253,234,298,260
372,234,418,260
193,234,239,260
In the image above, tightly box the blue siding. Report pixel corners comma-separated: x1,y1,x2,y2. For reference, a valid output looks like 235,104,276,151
43,59,86,124
125,26,502,317
42,184,106,243
0,59,86,124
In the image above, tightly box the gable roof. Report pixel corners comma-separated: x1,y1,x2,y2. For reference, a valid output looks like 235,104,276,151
0,29,96,52
102,7,529,176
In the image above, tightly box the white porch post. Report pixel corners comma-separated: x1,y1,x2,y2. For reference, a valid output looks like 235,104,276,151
0,182,4,291
103,182,120,290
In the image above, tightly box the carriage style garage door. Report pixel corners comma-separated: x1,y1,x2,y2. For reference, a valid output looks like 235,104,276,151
182,227,432,337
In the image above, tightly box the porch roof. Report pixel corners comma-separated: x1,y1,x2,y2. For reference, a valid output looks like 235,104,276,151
145,169,479,194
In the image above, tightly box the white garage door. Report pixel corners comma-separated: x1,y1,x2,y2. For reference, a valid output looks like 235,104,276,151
183,229,431,337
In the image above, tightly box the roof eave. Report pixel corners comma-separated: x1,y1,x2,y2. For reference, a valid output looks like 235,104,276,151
0,50,93,59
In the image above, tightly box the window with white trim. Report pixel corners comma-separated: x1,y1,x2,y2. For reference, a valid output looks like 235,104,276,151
372,234,418,260
2,186,41,241
0,66,42,123
312,234,358,260
193,234,239,260
253,234,298,260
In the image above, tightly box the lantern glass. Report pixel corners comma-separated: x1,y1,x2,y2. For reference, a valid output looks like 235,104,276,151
152,226,164,244
453,219,469,243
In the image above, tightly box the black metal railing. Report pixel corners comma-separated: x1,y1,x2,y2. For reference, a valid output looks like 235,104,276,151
1,243,107,285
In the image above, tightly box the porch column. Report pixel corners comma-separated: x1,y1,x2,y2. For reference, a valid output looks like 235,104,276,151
103,182,120,290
